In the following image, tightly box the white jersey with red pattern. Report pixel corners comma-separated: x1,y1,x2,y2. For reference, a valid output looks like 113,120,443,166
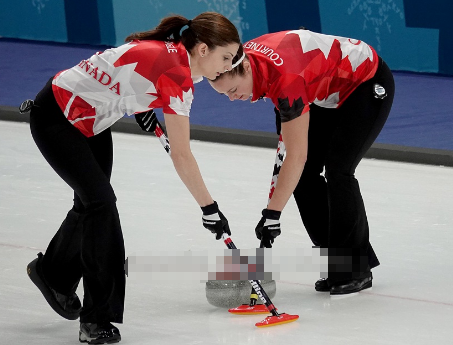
244,30,379,121
52,40,197,137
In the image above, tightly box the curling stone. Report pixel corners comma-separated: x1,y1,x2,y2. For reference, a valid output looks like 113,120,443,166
206,280,276,308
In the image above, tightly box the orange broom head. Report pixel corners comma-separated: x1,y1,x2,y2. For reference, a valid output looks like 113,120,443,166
255,313,299,327
228,304,269,314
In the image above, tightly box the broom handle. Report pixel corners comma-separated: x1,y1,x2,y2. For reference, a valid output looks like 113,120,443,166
222,233,280,316
249,134,285,305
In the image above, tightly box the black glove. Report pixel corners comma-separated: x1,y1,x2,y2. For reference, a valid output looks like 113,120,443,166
135,110,159,132
201,201,231,240
255,209,281,248
274,107,281,135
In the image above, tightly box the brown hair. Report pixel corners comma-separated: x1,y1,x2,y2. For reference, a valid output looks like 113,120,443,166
210,53,248,82
125,12,241,53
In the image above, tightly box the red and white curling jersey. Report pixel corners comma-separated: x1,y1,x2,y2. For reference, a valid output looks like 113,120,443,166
244,30,379,121
52,40,196,137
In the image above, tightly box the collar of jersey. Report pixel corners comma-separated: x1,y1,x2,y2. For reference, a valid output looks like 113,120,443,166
248,54,268,103
186,51,204,84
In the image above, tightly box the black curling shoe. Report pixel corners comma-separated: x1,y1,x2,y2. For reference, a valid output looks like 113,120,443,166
315,278,331,292
27,252,81,320
79,323,121,344
330,272,373,296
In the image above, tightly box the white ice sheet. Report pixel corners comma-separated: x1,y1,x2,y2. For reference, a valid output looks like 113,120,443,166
1,120,452,344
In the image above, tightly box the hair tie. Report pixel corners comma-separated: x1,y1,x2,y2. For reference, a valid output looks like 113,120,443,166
232,52,246,68
180,20,192,36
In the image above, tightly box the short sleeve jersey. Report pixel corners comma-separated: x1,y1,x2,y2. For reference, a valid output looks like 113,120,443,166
244,30,379,122
52,40,196,137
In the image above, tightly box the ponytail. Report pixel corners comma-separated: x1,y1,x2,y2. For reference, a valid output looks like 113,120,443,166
125,12,240,53
125,14,191,43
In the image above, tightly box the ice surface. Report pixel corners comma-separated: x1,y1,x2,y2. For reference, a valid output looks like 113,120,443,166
1,120,452,344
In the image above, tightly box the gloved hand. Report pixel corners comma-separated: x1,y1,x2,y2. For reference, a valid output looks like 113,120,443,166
201,201,231,240
255,209,281,248
135,110,159,132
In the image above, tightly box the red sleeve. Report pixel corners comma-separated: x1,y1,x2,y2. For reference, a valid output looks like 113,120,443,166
153,64,194,116
269,74,310,122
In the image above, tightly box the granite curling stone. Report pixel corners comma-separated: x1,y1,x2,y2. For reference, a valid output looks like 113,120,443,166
206,280,276,308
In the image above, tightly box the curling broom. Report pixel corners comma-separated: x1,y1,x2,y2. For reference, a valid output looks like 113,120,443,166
228,134,285,315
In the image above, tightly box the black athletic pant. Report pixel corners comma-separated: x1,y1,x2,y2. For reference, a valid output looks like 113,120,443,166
29,78,125,323
292,58,395,284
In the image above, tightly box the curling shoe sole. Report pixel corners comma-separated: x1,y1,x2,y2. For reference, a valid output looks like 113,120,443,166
27,252,81,320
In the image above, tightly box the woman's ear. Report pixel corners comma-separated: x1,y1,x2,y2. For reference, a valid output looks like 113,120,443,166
197,43,208,58
243,59,251,73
